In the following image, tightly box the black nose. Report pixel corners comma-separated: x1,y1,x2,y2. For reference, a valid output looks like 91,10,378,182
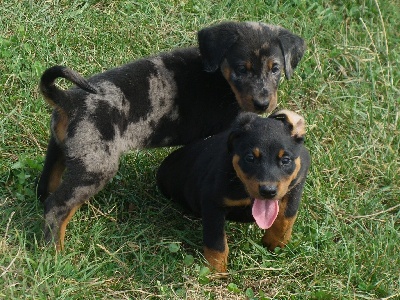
253,99,269,112
259,185,277,199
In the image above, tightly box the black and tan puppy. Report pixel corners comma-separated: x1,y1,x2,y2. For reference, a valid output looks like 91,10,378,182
157,110,310,272
37,21,306,249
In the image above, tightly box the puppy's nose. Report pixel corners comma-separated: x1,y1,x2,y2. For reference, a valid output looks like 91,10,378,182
259,185,277,199
253,99,269,112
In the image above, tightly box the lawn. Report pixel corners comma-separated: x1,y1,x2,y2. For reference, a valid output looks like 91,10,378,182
0,0,399,299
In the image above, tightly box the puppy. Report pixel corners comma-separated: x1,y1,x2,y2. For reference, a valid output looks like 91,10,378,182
157,110,310,272
37,21,306,249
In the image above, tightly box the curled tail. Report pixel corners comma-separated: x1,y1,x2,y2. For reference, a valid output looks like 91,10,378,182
39,65,97,108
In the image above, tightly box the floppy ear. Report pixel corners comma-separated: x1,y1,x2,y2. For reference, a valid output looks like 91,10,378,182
198,22,239,72
227,112,257,152
277,28,306,79
270,109,306,142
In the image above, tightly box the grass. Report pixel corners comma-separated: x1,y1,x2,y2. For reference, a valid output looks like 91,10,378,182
1,0,399,299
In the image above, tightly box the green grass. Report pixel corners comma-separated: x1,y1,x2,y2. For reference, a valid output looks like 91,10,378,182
1,0,399,299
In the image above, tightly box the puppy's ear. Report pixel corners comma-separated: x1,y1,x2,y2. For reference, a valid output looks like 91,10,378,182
198,22,239,72
270,109,306,142
277,29,306,79
227,112,257,152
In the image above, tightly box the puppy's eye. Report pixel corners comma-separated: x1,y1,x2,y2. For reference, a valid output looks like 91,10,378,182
281,156,292,165
244,153,255,163
271,64,280,74
236,65,247,75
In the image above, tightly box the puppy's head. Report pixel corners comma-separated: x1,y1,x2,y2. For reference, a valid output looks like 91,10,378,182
228,110,306,202
198,22,306,113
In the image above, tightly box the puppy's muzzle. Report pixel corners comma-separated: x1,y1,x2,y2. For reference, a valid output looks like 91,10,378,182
253,99,270,112
259,184,277,199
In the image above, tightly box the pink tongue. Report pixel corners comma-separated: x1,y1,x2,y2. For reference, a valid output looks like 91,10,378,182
252,199,279,229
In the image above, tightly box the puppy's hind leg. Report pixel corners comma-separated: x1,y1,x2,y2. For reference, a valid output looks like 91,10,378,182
36,135,65,201
43,158,119,250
